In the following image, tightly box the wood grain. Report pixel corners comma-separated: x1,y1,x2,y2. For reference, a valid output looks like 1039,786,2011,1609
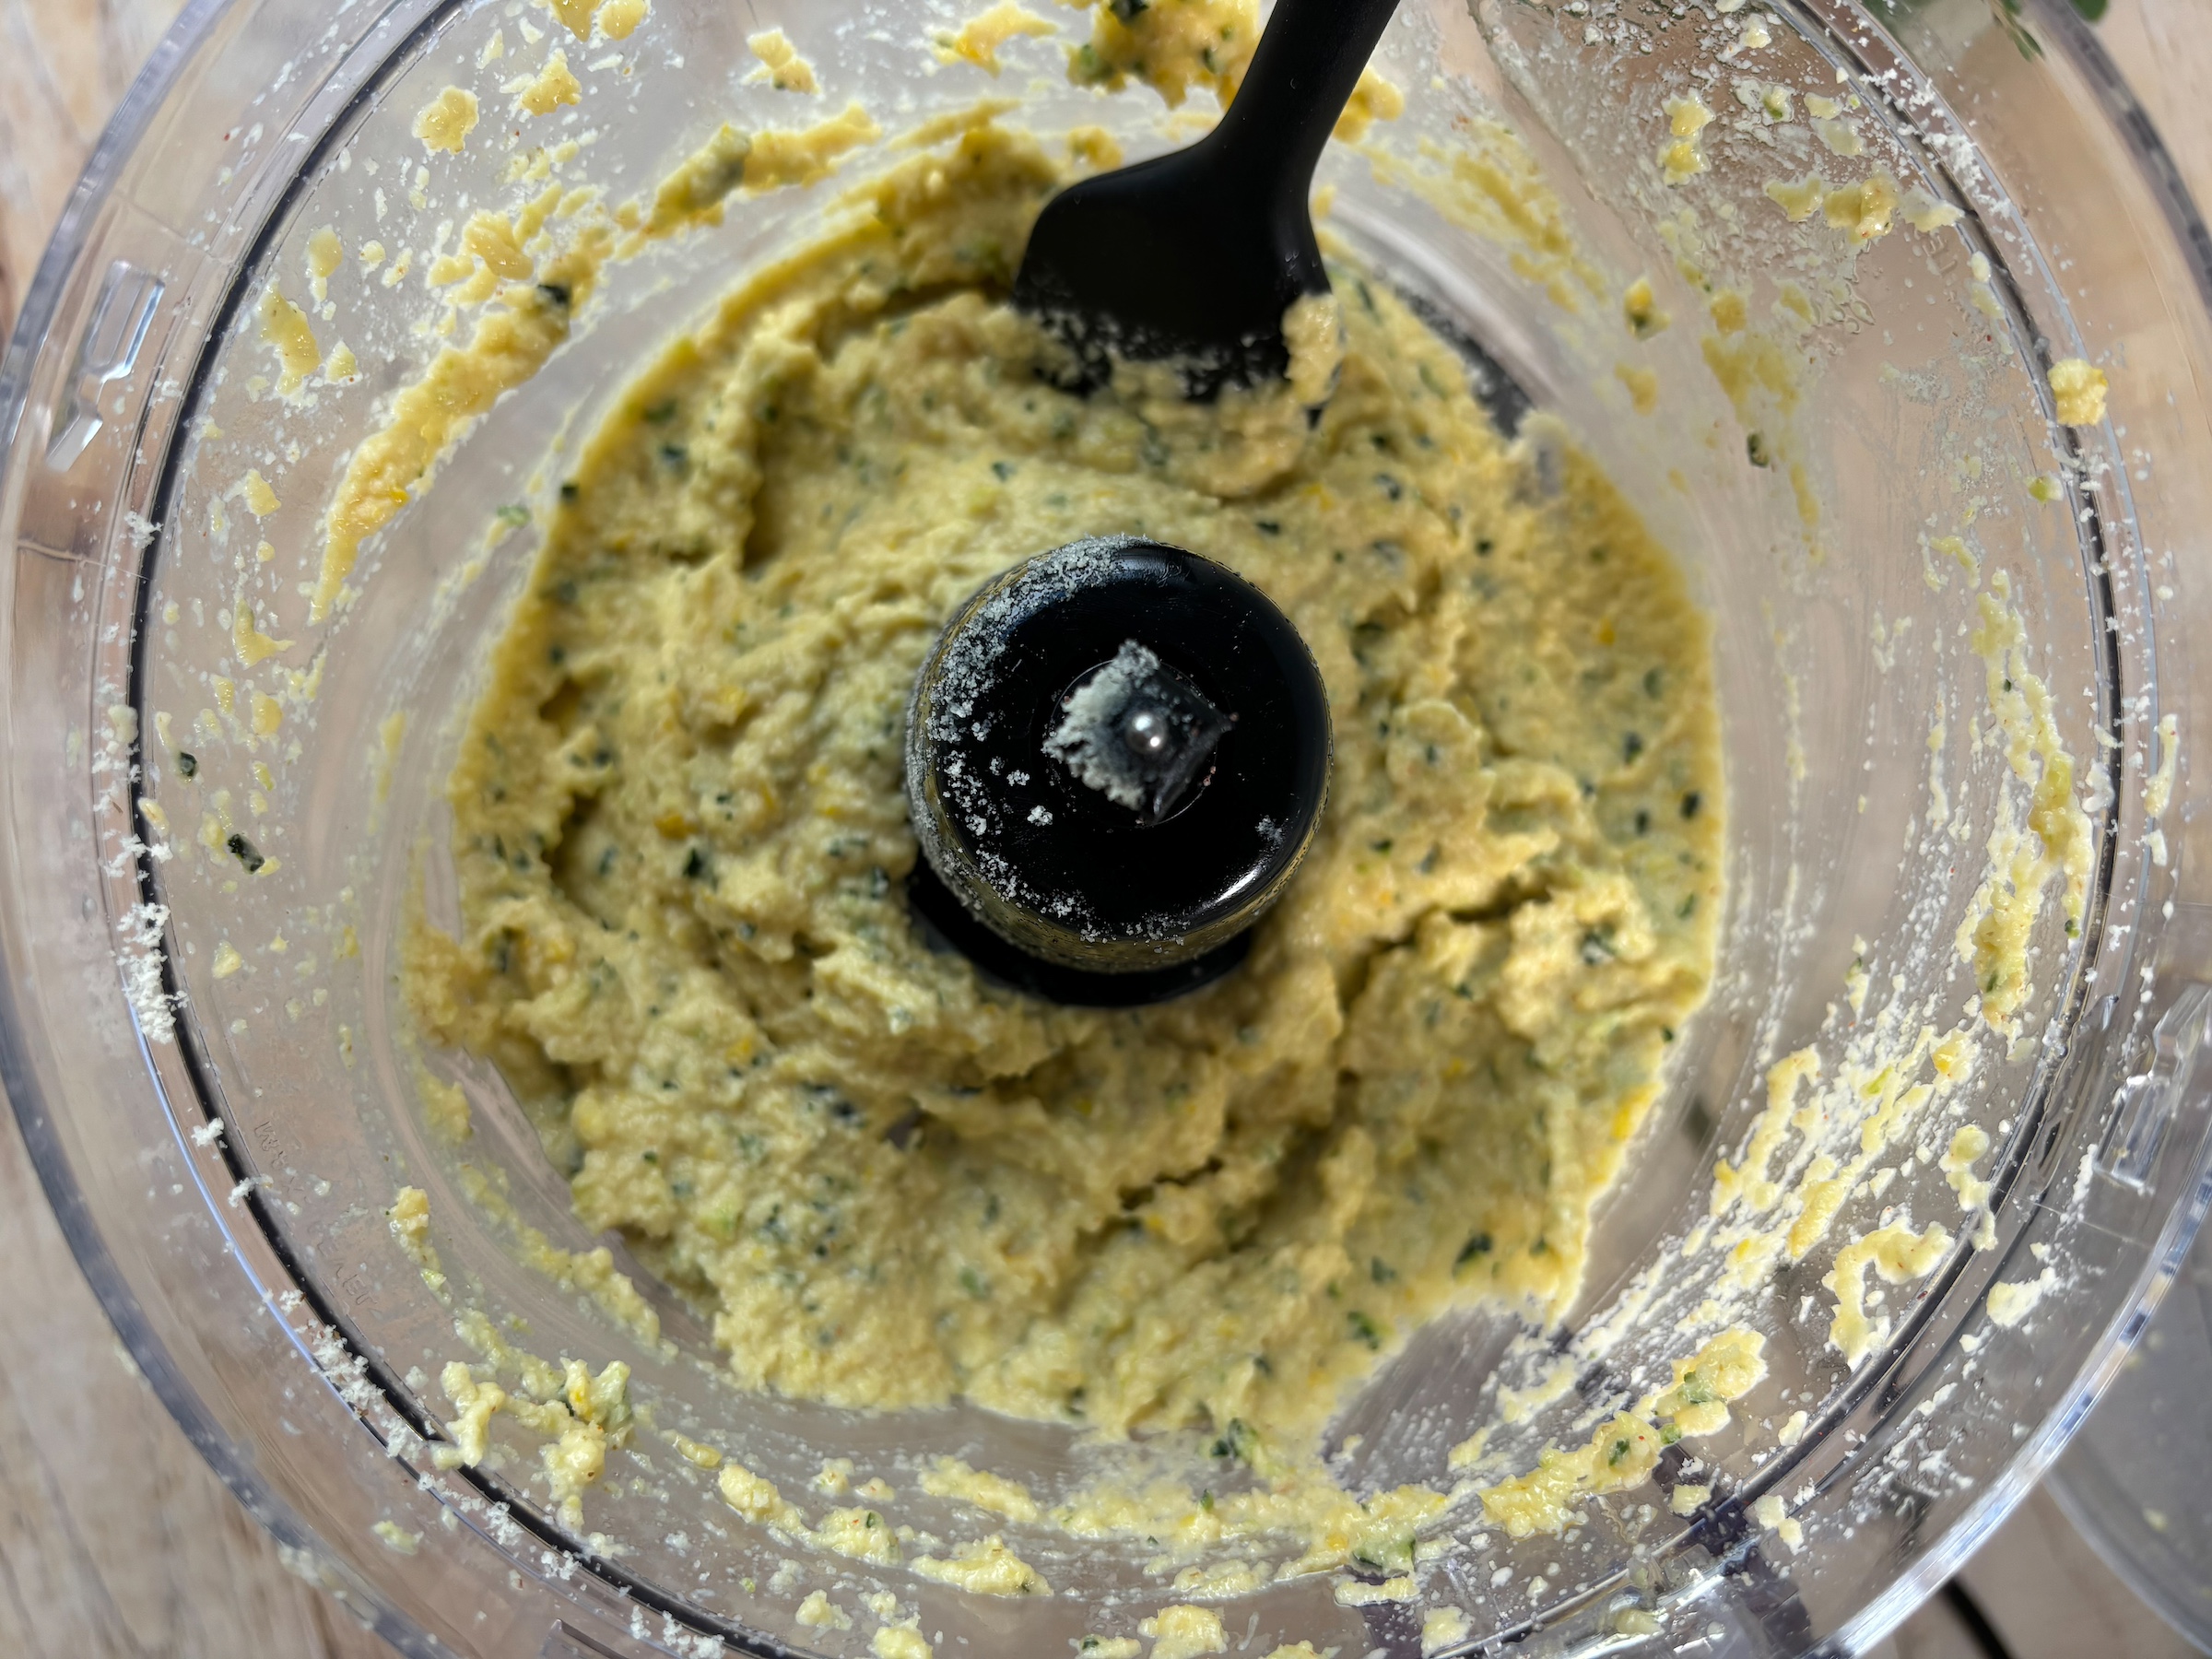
0,1,2205,1655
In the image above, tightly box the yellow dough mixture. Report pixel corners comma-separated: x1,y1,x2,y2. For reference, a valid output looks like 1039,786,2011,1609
407,124,1723,1477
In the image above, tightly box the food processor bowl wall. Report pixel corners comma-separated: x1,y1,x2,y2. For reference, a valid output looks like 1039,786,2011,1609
0,4,766,1653
6,0,2212,1656
1449,0,2212,1651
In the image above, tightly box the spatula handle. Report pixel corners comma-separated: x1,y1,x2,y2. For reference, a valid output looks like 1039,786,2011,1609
1212,0,1404,203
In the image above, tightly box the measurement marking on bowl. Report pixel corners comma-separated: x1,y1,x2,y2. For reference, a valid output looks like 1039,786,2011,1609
2100,981,2212,1190
44,259,165,473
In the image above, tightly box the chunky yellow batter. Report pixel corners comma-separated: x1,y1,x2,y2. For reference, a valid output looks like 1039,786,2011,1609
407,124,1723,1478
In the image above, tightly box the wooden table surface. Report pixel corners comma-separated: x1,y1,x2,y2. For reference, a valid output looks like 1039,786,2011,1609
1,2,2206,1655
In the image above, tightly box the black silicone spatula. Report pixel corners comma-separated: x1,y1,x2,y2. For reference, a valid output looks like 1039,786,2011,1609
1013,0,1404,398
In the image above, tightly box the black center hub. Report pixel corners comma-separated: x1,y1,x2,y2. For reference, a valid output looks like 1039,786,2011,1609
904,536,1331,1006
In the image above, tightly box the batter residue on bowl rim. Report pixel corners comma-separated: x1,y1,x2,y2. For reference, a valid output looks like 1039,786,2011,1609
107,0,2124,1630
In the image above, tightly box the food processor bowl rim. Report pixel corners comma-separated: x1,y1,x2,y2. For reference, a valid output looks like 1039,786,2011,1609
1835,1104,2212,1654
0,4,453,1655
2047,1450,2212,1656
0,0,223,441
1823,0,2212,1641
2041,0,2212,324
1,1,2210,1656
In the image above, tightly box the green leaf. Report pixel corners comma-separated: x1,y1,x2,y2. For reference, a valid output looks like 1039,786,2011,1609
1986,0,2044,57
1211,1418,1258,1464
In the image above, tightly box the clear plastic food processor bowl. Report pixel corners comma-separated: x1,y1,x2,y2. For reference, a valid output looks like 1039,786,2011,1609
6,1,2212,1655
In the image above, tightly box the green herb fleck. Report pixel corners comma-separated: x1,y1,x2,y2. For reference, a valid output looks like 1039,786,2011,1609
1211,1418,1257,1463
